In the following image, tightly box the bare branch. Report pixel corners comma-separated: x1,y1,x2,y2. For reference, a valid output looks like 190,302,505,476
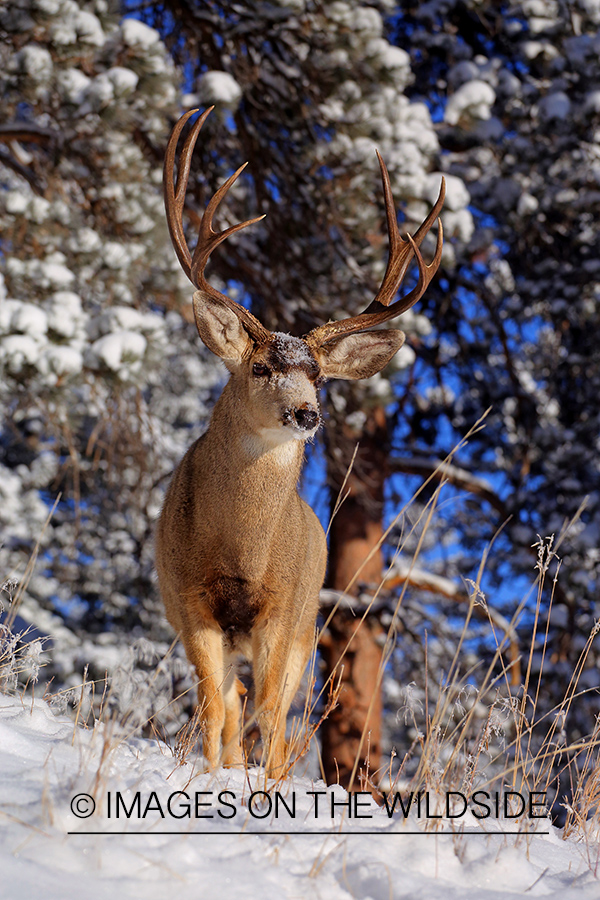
0,146,46,195
390,455,510,519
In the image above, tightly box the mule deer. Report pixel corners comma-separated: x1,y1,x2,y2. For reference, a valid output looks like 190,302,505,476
155,108,444,777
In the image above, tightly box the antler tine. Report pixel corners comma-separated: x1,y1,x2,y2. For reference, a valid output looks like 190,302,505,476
372,153,445,308
371,151,414,308
164,108,270,344
190,163,266,289
304,161,445,349
163,107,211,280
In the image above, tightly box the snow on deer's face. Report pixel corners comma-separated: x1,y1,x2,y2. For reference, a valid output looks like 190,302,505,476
244,333,322,444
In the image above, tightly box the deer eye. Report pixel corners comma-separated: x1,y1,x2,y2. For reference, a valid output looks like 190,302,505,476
252,362,269,377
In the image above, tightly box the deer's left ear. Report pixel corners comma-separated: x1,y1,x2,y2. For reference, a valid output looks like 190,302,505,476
314,329,406,381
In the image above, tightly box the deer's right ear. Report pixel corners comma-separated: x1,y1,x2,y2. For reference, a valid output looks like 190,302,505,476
193,291,254,364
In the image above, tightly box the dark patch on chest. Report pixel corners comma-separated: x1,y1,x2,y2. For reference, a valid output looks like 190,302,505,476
208,575,261,639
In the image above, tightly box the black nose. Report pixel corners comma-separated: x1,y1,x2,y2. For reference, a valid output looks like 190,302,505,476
293,406,319,431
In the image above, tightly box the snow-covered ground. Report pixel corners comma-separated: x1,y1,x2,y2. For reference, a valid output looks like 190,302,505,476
1,692,599,900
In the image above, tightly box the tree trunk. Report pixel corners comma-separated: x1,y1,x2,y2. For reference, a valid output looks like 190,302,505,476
321,405,388,788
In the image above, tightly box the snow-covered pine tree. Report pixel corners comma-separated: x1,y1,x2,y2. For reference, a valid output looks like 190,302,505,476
0,0,225,726
384,0,600,742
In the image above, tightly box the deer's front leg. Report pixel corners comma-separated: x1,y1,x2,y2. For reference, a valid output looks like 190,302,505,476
181,623,242,769
220,665,244,767
251,618,314,778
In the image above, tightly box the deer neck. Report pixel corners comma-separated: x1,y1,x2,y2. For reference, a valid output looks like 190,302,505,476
209,377,305,472
197,379,305,580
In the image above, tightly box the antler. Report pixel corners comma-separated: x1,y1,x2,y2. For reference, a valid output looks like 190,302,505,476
164,107,271,344
304,156,445,349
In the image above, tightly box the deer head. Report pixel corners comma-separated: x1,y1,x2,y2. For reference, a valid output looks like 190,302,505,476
164,108,444,446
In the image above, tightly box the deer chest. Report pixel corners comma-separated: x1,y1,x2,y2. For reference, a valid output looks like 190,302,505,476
207,573,265,639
